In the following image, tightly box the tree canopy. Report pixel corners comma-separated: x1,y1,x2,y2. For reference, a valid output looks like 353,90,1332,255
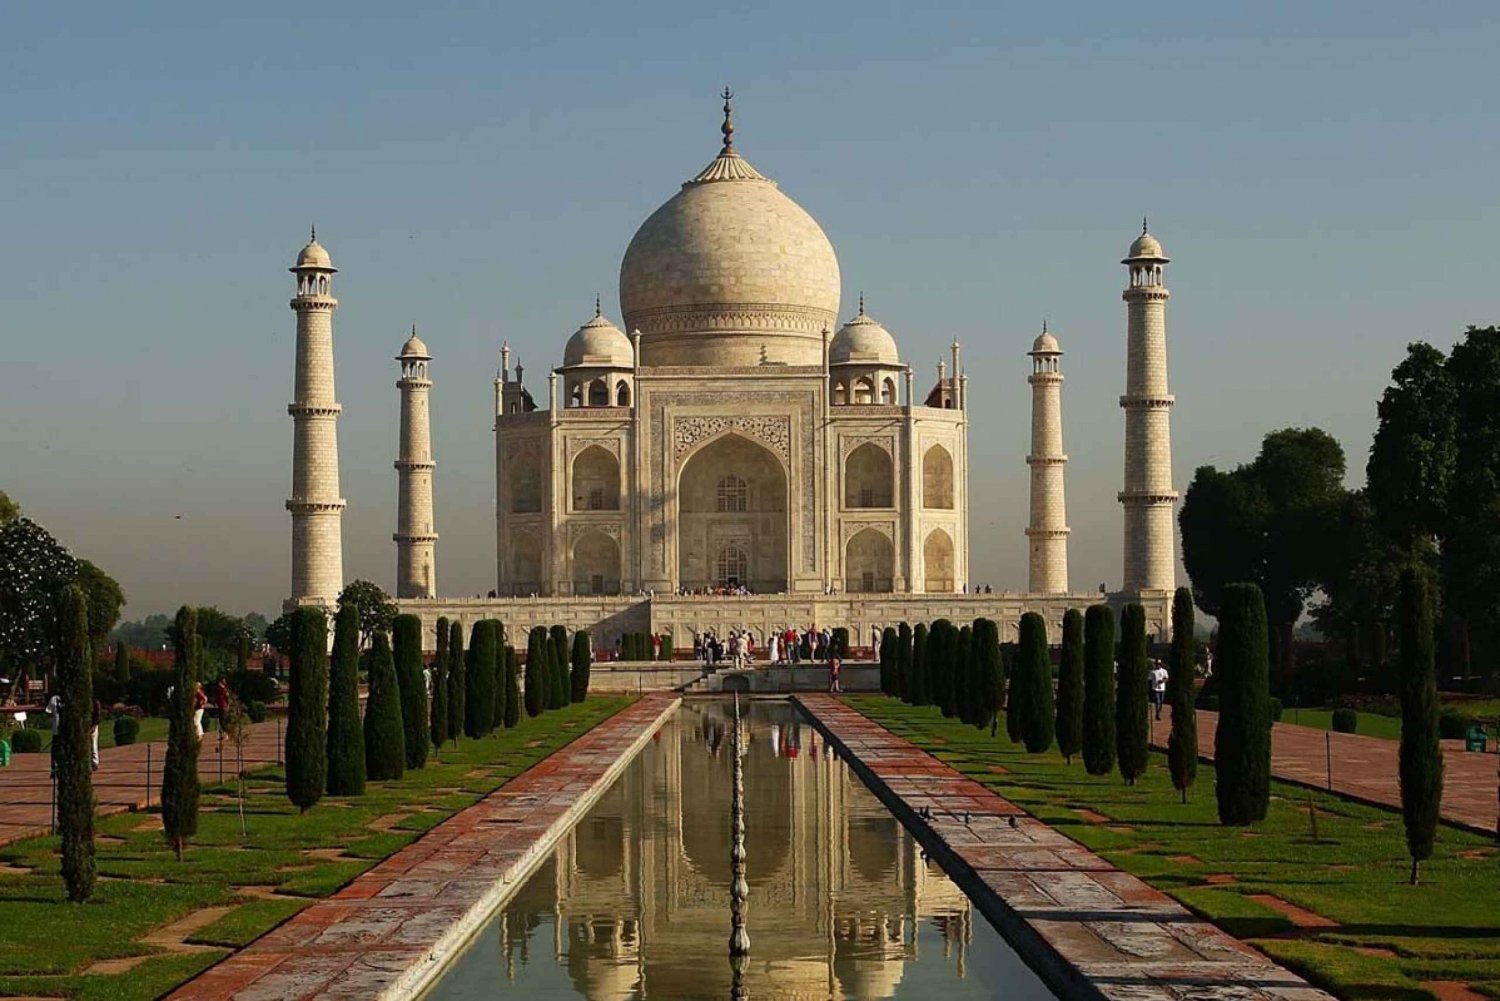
338,580,398,649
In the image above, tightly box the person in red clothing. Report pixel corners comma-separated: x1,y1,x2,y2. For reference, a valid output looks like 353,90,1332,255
192,682,209,741
213,677,231,744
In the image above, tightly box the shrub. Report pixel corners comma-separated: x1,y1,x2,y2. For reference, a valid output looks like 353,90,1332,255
831,627,850,661
114,640,131,684
1205,695,1220,711
1438,711,1471,740
10,728,42,753
325,603,365,797
125,668,175,715
659,633,674,661
549,625,569,709
464,621,496,736
112,715,140,746
393,615,429,770
1267,697,1284,723
227,669,279,706
285,606,329,813
955,625,973,723
879,627,896,696
1081,604,1116,776
1331,708,1358,733
246,700,268,723
928,619,956,718
1055,609,1084,763
91,671,123,708
1214,583,1271,825
364,631,405,781
491,621,509,726
162,606,202,860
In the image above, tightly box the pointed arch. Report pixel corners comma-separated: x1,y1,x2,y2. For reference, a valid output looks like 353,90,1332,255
922,444,954,509
676,432,788,592
923,528,954,593
573,531,621,595
844,442,894,509
571,445,620,511
845,528,894,593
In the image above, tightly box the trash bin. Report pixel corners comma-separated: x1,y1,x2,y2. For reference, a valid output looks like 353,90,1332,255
0,738,10,767
1465,726,1488,753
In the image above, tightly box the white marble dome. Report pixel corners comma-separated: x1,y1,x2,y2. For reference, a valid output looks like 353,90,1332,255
619,144,840,366
294,237,333,270
830,308,900,366
398,330,430,359
1031,329,1060,353
563,311,633,368
1126,229,1166,260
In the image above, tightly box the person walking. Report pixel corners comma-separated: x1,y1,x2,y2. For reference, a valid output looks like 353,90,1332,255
213,677,230,745
89,697,102,770
828,655,843,694
45,691,63,778
192,681,209,740
1149,659,1169,720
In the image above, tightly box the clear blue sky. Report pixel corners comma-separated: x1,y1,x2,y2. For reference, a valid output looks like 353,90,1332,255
4,1,1497,619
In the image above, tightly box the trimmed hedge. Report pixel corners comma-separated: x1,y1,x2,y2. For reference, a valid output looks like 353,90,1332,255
393,615,428,769
1332,708,1358,733
325,603,365,797
10,728,43,753
285,606,329,813
363,631,406,782
1215,583,1272,825
112,715,140,746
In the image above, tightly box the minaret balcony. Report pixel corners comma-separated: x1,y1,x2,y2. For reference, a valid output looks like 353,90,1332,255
1025,454,1069,466
289,295,338,310
1121,287,1170,303
393,459,437,472
1118,394,1175,409
287,403,343,418
286,498,348,514
392,532,439,543
1024,526,1071,538
1117,489,1180,504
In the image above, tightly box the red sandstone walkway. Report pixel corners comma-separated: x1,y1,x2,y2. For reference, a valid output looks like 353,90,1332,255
799,694,1334,1001
166,694,678,1001
0,719,285,847
1148,711,1498,834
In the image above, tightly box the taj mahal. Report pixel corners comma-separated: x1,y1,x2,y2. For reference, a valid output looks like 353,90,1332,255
283,94,1179,649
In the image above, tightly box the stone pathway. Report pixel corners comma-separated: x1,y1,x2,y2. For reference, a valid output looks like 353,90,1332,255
1149,711,1498,834
0,721,285,847
164,694,678,1001
797,695,1334,1001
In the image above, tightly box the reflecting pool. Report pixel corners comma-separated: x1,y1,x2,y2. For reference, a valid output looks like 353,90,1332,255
427,700,1055,1000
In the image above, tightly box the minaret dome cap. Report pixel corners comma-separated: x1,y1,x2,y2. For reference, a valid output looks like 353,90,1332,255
292,234,335,272
1123,225,1167,263
398,329,430,360
1031,329,1061,354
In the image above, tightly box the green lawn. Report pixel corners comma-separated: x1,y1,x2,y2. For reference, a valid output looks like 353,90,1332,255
0,696,633,998
11,716,172,753
848,695,1500,1001
1279,708,1404,739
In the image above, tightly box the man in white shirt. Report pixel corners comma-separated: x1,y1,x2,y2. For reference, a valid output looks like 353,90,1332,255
1149,661,1169,720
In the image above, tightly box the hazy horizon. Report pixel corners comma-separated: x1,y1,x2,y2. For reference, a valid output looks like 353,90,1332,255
5,1,1497,620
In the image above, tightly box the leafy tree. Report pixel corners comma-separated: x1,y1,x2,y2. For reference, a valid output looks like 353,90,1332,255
910,623,930,706
1055,609,1084,764
571,630,592,703
503,645,521,728
525,627,547,717
1116,604,1150,785
326,603,365,797
1397,567,1443,884
1081,604,1116,777
465,621,497,736
1215,583,1272,825
285,606,328,812
1443,328,1500,675
242,612,270,644
895,622,912,701
1368,343,1457,549
161,606,201,860
75,560,123,659
393,615,428,770
363,630,405,781
446,620,465,743
1017,612,1054,753
264,612,294,658
191,607,253,678
113,640,131,684
1166,588,1199,802
337,579,398,650
0,489,18,524
0,517,80,692
55,585,95,902
878,627,895,695
111,613,172,651
431,617,450,749
549,625,570,708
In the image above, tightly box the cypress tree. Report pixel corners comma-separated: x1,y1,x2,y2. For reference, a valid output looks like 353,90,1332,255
928,620,953,716
491,622,508,729
1397,567,1443,884
114,639,130,684
285,606,328,812
325,603,365,797
465,620,495,736
393,615,428,770
525,627,547,717
364,631,405,781
236,633,250,674
956,625,973,722
162,605,200,860
430,617,449,749
446,620,465,744
1214,583,1271,825
1081,604,1116,777
1166,588,1199,802
503,645,521,728
879,627,897,697
1004,635,1026,744
896,622,912,701
1017,613,1055,753
1116,603,1150,785
549,625,570,708
910,623,930,706
55,585,95,902
571,630,592,702
974,619,1003,733
1055,609,1084,764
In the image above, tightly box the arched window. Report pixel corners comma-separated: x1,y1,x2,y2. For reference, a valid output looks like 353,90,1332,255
568,382,582,408
923,529,954,593
616,380,630,406
716,475,748,513
844,442,894,509
588,379,608,407
853,377,874,404
881,378,896,404
511,447,543,513
833,382,847,406
715,544,749,587
922,445,954,509
571,445,620,511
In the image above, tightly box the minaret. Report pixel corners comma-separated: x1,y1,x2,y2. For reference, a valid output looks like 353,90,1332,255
1026,323,1069,593
1119,221,1177,593
394,326,438,598
286,229,346,609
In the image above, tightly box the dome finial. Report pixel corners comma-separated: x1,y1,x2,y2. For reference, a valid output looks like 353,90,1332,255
720,86,735,153
1042,318,1048,334
594,292,602,318
1142,215,1149,235
411,322,417,336
858,291,865,316
310,223,316,242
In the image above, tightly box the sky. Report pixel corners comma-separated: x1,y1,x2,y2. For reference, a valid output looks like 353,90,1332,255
3,1,1498,620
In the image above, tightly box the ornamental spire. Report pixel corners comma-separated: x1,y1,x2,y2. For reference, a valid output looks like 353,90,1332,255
720,86,735,153
594,292,602,318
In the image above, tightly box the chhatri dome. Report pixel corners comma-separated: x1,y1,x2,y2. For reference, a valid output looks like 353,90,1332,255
563,299,634,368
293,227,333,270
1125,219,1167,261
619,90,841,367
398,326,430,359
830,296,901,366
